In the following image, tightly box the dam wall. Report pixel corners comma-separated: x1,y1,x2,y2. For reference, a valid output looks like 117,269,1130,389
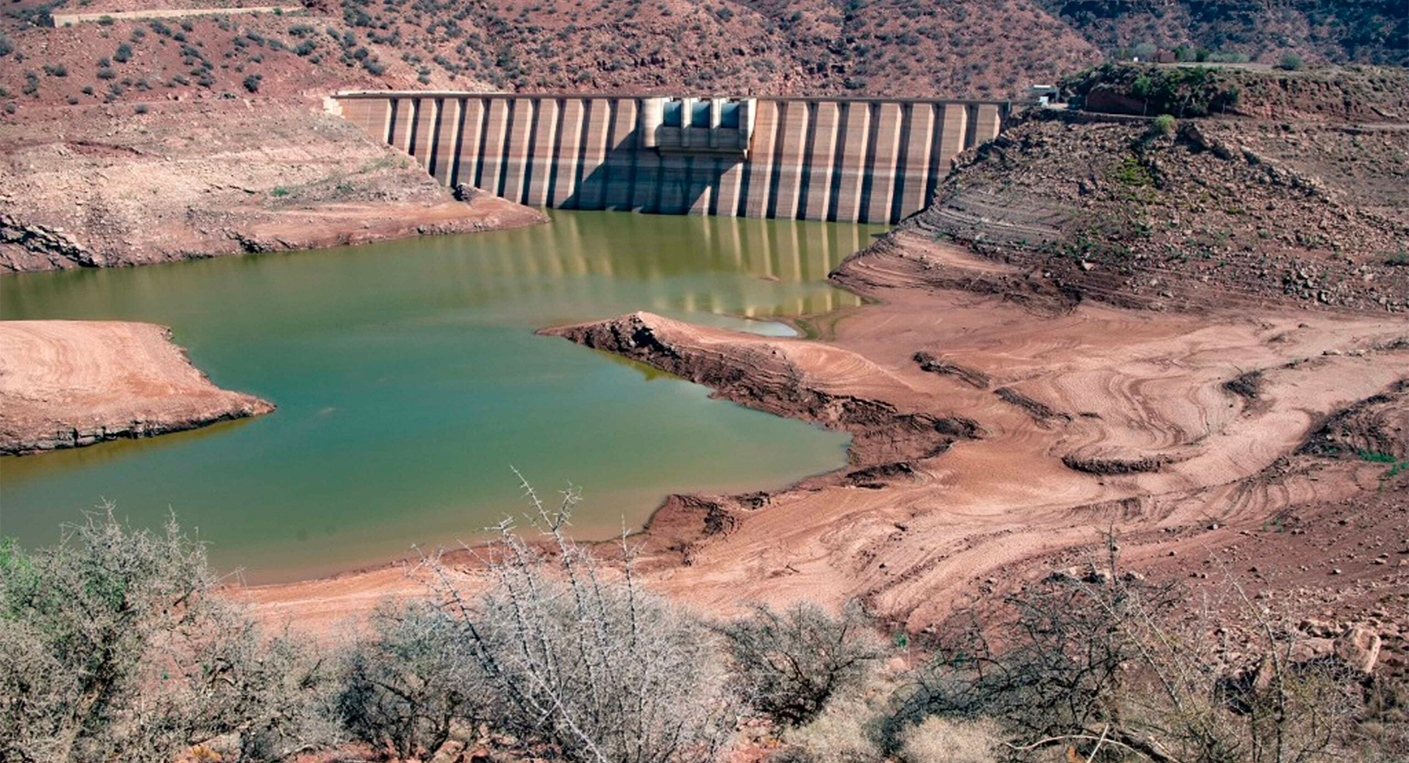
333,92,1013,225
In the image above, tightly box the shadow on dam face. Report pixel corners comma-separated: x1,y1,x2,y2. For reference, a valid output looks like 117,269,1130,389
333,92,1014,225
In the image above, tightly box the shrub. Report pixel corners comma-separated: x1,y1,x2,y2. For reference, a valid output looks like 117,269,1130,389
719,601,883,726
97,66,116,80
1111,154,1156,187
271,186,289,197
336,603,491,760
1151,113,1176,136
781,670,904,763
1280,52,1306,71
788,698,884,763
0,509,337,762
417,475,737,763
885,538,1365,762
134,103,148,114
0,32,14,57
114,42,133,63
1067,64,1239,117
243,73,263,93
42,63,67,77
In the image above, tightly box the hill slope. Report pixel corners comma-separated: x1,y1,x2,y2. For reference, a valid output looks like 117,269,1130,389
1038,0,1408,67
857,65,1409,315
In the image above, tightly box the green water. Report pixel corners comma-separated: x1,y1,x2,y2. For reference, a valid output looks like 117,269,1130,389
0,210,882,582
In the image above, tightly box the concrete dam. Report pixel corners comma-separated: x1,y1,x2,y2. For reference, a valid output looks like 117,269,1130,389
332,93,1014,225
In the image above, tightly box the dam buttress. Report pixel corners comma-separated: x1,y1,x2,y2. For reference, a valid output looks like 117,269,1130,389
332,93,1013,225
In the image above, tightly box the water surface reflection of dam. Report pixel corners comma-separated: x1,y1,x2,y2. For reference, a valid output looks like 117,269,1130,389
334,92,1012,225
412,210,870,320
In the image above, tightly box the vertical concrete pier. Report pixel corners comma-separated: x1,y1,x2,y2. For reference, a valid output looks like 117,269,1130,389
332,92,1014,224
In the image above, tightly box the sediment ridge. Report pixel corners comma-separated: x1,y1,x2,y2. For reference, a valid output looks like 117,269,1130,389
0,320,274,454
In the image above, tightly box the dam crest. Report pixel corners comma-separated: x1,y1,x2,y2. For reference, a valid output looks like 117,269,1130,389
333,93,1014,224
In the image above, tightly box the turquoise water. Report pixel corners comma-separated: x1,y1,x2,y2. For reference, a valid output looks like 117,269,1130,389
1,211,881,581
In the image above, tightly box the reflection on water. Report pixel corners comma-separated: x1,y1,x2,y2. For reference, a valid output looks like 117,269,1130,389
358,209,870,320
0,211,882,582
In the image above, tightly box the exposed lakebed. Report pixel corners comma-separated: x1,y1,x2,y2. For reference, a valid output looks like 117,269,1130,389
0,211,880,582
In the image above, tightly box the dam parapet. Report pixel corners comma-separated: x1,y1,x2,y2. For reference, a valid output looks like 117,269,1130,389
332,92,1013,224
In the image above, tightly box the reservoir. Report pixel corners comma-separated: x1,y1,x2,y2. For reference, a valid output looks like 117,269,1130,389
0,211,879,582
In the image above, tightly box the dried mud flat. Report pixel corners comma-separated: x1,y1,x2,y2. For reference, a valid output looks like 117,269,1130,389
0,320,273,454
248,230,1409,678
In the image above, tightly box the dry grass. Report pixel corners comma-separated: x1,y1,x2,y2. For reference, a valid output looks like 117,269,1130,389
899,717,1002,763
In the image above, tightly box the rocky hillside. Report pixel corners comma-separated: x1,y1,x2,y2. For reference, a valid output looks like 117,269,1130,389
877,65,1409,314
0,0,1103,112
1036,0,1408,67
1063,62,1409,122
4,0,1402,117
2,0,1404,122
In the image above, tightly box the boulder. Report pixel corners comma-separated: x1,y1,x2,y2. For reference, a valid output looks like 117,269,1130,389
1334,624,1382,675
1286,636,1336,666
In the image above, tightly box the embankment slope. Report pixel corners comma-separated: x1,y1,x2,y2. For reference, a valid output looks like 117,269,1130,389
0,320,273,453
